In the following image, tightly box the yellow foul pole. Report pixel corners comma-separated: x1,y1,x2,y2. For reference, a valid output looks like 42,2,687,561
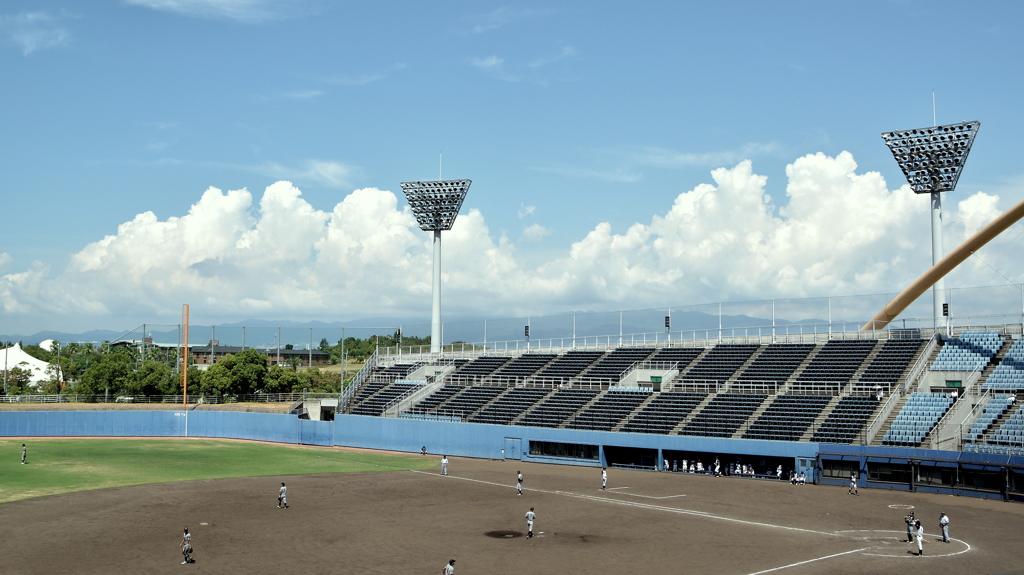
862,198,1024,330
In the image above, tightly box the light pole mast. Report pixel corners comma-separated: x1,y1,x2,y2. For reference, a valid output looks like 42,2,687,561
882,121,980,330
400,179,472,354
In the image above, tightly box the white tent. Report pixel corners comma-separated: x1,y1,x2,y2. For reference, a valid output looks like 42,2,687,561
1,343,52,384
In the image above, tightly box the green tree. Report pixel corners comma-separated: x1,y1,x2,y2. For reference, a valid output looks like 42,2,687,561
77,350,134,395
129,360,174,396
199,363,233,396
1,367,34,395
265,365,299,393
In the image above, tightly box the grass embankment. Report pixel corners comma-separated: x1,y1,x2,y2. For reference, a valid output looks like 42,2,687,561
0,438,436,504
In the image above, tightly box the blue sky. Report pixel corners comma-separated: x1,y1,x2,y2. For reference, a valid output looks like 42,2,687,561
2,0,1023,336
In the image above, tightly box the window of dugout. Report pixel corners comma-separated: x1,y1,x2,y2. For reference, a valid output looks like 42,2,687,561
915,462,956,487
866,459,911,484
528,441,599,460
820,458,859,479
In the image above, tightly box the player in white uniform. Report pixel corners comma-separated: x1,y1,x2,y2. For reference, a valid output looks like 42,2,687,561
443,559,455,574
525,507,536,539
21,444,27,464
848,472,858,495
517,471,523,495
180,527,194,564
278,483,288,509
441,456,448,476
939,512,950,543
601,468,607,490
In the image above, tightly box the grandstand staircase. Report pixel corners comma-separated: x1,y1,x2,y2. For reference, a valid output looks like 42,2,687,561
612,393,659,432
779,347,822,393
671,393,717,434
981,339,1015,382
869,394,910,446
558,390,608,428
730,395,775,439
850,340,886,382
723,345,767,392
465,387,515,420
800,395,843,441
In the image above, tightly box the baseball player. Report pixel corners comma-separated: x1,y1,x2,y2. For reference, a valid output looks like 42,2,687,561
904,511,916,542
848,472,858,495
939,512,950,543
441,455,448,476
914,520,924,556
21,443,27,464
180,527,194,564
443,559,455,574
278,482,288,509
517,471,523,496
525,507,536,539
601,468,607,490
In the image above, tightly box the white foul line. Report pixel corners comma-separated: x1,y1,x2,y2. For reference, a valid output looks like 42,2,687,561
745,548,869,575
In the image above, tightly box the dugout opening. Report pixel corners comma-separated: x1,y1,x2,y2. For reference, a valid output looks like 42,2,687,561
603,445,658,469
662,449,794,478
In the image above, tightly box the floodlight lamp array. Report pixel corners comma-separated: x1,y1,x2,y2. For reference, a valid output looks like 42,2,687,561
881,121,980,194
400,179,472,231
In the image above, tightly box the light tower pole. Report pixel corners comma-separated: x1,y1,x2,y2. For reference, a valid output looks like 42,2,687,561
882,121,980,329
400,179,472,354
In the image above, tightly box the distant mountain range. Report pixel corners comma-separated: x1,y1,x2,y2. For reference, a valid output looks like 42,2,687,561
2,310,821,347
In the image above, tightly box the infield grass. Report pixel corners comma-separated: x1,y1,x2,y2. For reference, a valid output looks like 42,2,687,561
0,438,437,504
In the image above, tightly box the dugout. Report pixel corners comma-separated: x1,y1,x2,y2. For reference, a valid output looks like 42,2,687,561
603,445,659,469
662,449,795,479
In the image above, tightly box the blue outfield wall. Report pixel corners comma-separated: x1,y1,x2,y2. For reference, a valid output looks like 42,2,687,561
333,414,821,469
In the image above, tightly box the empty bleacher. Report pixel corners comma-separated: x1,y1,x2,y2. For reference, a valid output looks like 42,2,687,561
931,330,1004,371
619,391,707,434
732,344,815,390
742,394,832,441
644,346,704,371
965,394,1015,443
351,382,421,416
983,338,1024,391
404,385,465,416
881,392,954,446
434,385,507,418
985,403,1024,447
853,338,926,393
679,393,767,438
468,387,553,425
810,396,879,444
790,339,876,393
533,351,606,382
678,344,759,386
565,389,651,431
491,353,558,382
517,388,601,428
579,347,656,382
449,356,512,383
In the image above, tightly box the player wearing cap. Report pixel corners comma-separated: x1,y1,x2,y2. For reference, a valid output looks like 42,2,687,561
904,511,916,543
939,512,950,543
179,527,194,564
525,507,536,539
517,471,523,496
443,558,455,574
601,468,607,490
278,483,288,509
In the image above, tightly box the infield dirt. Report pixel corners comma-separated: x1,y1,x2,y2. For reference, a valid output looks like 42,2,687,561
5,455,1024,574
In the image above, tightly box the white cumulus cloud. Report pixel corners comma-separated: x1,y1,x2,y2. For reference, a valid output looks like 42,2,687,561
1,151,1021,331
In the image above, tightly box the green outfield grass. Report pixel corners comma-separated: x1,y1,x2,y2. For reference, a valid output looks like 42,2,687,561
0,438,437,504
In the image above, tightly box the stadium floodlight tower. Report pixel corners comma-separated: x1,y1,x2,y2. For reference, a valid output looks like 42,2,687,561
400,179,472,354
882,120,980,328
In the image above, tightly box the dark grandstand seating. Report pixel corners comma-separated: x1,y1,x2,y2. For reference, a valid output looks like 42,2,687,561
565,389,651,431
491,354,558,381
351,382,421,416
679,393,767,437
579,348,655,382
375,362,423,380
742,394,831,441
810,396,879,444
468,387,553,425
855,339,925,392
732,344,815,389
645,346,704,370
352,381,389,406
434,385,507,418
619,392,707,434
517,388,601,428
404,385,465,415
678,344,759,385
450,356,512,381
790,340,877,392
534,351,606,382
